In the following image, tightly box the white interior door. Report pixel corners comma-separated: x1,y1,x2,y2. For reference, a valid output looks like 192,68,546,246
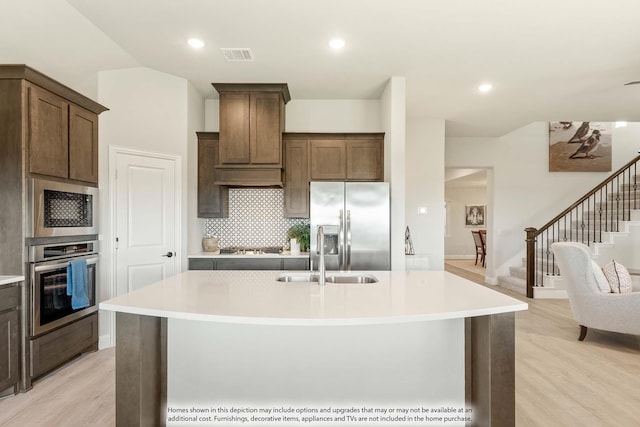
114,150,179,295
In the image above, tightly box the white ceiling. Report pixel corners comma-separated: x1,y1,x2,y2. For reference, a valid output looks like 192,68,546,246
3,0,640,137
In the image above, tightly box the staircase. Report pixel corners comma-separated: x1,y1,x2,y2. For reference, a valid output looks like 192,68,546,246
498,210,640,297
498,155,640,298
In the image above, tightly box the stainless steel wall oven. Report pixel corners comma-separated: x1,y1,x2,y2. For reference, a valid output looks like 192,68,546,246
28,240,99,336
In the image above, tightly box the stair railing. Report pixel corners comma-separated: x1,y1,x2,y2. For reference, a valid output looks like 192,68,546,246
525,155,640,298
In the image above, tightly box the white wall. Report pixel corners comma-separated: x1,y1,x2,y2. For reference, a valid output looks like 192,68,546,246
286,99,381,132
204,99,219,131
446,121,640,280
445,186,487,257
204,99,381,132
97,66,202,346
405,118,446,269
381,77,407,270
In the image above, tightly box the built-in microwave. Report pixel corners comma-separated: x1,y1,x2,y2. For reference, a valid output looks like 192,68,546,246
29,178,98,237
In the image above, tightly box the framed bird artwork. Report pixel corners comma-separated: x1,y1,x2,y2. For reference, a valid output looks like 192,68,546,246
548,121,612,172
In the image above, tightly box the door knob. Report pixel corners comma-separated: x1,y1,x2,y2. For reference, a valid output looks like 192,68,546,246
162,251,175,258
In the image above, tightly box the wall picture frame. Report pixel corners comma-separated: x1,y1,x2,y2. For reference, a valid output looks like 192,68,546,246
465,205,485,227
549,121,612,172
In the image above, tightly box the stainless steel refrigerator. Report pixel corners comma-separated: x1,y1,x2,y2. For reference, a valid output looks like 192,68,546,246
310,181,390,271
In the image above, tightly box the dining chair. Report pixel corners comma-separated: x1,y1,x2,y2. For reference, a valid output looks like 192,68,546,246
471,231,486,267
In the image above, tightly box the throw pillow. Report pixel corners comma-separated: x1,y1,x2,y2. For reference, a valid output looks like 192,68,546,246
601,260,633,293
591,260,612,293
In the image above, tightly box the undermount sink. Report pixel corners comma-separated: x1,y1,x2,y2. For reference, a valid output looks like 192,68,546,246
275,273,378,284
276,274,319,282
325,274,378,284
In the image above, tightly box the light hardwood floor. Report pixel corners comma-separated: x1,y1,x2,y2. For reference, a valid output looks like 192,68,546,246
0,347,114,427
1,274,638,426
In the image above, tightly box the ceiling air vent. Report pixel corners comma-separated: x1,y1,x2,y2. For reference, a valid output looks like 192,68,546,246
221,48,254,62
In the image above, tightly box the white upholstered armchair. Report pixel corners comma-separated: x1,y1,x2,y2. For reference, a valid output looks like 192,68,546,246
550,242,640,341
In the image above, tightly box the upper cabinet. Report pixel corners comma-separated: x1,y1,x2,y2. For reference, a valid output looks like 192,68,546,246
197,132,229,218
310,140,346,180
27,84,70,179
309,134,384,181
68,104,99,183
0,65,107,186
212,83,290,186
27,83,102,185
283,139,310,218
283,133,385,218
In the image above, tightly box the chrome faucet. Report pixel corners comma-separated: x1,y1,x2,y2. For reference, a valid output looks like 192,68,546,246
317,225,326,285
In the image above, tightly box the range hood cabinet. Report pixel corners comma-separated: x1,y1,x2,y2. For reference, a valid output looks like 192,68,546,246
212,83,290,187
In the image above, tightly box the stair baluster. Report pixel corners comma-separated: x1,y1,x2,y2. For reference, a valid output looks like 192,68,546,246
524,155,640,298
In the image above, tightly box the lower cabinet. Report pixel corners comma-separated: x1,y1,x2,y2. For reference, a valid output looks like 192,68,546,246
30,313,98,379
0,285,19,395
189,258,310,271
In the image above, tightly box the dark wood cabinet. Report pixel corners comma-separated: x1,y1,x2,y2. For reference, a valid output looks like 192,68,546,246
27,84,69,179
23,73,105,185
346,139,383,181
284,139,310,218
0,285,20,396
69,104,99,183
30,313,98,379
218,92,251,164
282,133,384,218
212,83,290,186
310,140,346,180
188,257,310,271
308,134,384,181
251,92,282,165
197,132,229,218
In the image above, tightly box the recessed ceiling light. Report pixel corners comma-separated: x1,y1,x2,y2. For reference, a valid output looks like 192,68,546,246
329,38,345,50
478,83,493,93
615,121,628,128
188,38,205,49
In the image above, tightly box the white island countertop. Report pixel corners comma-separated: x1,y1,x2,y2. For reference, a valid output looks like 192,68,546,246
100,270,527,326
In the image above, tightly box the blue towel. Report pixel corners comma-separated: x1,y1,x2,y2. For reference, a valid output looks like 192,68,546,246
67,259,90,310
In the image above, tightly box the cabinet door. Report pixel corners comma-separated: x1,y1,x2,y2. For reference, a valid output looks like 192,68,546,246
284,140,309,218
346,139,383,181
219,92,250,164
216,258,282,270
198,134,229,218
282,258,310,270
0,310,19,392
69,104,99,184
310,140,346,180
251,92,282,165
188,259,216,270
28,84,69,179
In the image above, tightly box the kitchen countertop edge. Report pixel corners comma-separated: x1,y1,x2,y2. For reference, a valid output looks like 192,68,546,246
189,252,310,259
99,270,528,326
0,275,25,287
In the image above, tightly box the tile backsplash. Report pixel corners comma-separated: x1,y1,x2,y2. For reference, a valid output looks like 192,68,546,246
203,188,308,248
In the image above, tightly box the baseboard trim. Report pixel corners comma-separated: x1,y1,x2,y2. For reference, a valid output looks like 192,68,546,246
485,276,497,285
99,334,113,350
533,287,568,299
445,255,476,260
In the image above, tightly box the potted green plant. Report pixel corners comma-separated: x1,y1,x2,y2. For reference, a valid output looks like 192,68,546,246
286,224,310,252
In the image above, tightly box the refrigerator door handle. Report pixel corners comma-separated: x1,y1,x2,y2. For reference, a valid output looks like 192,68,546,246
338,209,345,270
346,210,352,271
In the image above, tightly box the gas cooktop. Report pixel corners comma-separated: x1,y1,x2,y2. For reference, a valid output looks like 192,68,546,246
219,246,282,255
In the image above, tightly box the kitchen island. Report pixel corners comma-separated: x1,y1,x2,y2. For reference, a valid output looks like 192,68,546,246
100,270,527,427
